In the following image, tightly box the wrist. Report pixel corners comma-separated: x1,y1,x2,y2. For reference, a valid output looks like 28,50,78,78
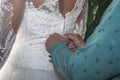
51,42,66,54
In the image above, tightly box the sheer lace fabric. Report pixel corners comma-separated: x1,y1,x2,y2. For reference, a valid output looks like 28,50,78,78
0,0,88,70
0,0,16,68
25,0,87,35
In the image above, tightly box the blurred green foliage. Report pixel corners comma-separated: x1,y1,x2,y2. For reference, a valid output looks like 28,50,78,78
85,0,112,40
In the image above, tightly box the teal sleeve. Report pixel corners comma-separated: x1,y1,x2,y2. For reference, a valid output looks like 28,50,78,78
51,0,120,80
51,42,74,79
51,34,120,80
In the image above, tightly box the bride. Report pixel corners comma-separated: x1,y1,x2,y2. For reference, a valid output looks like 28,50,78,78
0,0,88,80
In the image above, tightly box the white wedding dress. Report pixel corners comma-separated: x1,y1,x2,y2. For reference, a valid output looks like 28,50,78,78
0,0,88,80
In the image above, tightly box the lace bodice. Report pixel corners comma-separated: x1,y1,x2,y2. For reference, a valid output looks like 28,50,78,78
0,0,88,70
24,0,87,34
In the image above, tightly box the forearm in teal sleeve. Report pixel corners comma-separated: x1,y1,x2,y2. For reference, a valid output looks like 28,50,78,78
51,0,120,79
51,37,120,80
51,42,76,79
51,42,90,80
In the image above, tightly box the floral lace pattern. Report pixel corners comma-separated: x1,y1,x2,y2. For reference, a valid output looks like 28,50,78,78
0,0,16,68
25,0,87,35
1,0,88,70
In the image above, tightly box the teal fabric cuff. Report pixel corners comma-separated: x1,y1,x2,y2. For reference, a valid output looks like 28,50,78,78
51,42,66,55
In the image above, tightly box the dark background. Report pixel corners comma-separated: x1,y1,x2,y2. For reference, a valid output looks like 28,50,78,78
85,0,112,40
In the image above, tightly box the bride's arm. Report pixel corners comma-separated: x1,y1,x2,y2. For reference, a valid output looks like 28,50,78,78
0,0,25,67
76,0,88,38
10,0,26,32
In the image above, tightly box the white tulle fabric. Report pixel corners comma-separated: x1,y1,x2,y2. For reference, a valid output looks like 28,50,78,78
0,0,87,71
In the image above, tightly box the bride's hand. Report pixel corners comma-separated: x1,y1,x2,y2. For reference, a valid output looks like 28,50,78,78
65,33,85,52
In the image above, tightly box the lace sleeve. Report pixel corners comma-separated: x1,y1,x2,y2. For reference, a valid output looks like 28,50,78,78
0,0,16,68
75,0,88,39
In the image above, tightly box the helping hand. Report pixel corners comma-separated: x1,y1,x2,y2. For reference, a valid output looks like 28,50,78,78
65,33,85,52
45,33,68,53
